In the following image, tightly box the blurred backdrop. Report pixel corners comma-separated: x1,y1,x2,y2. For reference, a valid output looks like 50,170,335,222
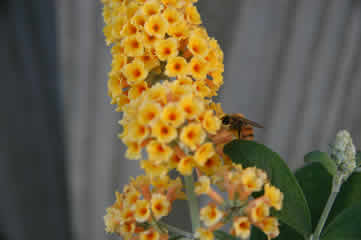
1,0,361,240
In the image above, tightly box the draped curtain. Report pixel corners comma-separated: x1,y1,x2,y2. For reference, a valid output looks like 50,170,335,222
57,1,361,240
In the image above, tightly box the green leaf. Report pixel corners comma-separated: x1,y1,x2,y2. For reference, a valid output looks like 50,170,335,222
356,151,361,167
304,151,337,176
223,140,312,237
168,236,183,240
321,203,361,240
214,230,239,240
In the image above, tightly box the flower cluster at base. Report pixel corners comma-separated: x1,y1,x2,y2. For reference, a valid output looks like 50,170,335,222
194,164,283,240
104,175,185,240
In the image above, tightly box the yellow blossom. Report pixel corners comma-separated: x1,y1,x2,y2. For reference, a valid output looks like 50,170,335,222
135,199,151,222
240,167,266,193
138,101,162,125
200,204,223,227
137,53,160,70
168,21,189,39
194,143,215,166
146,141,173,163
146,83,167,104
188,34,209,58
151,120,177,143
202,110,221,134
121,208,135,222
121,22,138,37
194,228,214,240
128,82,148,100
155,38,179,61
189,56,209,80
124,140,142,160
195,176,211,195
161,103,185,128
248,199,270,223
264,183,283,211
180,94,203,119
123,60,148,84
131,13,147,28
162,7,181,25
145,14,168,38
126,121,150,142
165,56,188,77
185,5,201,25
141,160,168,177
143,0,162,17
177,156,195,175
233,216,251,239
120,221,136,236
180,123,206,150
177,76,193,86
258,217,280,239
143,32,159,49
140,229,160,240
200,154,221,176
124,190,141,207
122,34,144,57
151,193,170,219
104,207,122,233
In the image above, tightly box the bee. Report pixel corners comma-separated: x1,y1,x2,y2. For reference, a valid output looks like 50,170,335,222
221,113,264,140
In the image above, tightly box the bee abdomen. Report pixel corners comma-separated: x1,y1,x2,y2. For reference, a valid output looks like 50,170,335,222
241,125,254,140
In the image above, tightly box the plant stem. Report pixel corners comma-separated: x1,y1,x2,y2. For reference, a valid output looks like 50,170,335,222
160,222,194,239
184,175,200,233
312,176,342,240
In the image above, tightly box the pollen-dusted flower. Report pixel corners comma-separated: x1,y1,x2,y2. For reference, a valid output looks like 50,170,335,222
189,56,209,80
155,38,179,61
161,103,185,128
151,120,177,143
180,123,206,151
138,101,162,125
122,34,145,57
195,176,211,195
200,204,224,227
264,183,283,211
165,56,188,77
194,142,215,167
151,193,170,219
177,156,195,176
145,14,168,38
257,217,280,239
123,60,148,84
146,141,173,163
233,216,251,239
135,199,151,222
185,5,201,25
140,229,160,240
194,228,214,240
188,34,209,58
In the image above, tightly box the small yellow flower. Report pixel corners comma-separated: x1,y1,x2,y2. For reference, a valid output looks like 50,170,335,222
152,120,177,143
122,34,144,57
121,208,135,222
143,0,162,17
151,193,170,219
114,94,130,112
194,228,214,240
124,140,142,160
264,183,283,211
138,101,162,125
146,141,173,163
177,156,195,175
168,21,189,39
151,175,170,190
240,167,265,193
188,34,209,58
179,95,203,120
161,103,185,128
180,123,206,150
111,53,127,72
137,53,160,70
258,217,280,239
146,83,167,104
195,176,210,195
194,143,215,166
248,199,270,223
193,80,211,97
104,207,122,233
108,75,124,98
233,216,251,239
135,199,151,222
125,190,141,207
121,22,138,37
162,7,181,25
126,1,140,18
126,121,150,142
155,38,179,61
200,154,221,176
128,82,148,100
169,153,182,169
202,110,221,134
123,60,148,84
189,56,209,80
140,229,160,240
170,83,192,101
145,14,168,38
141,160,168,177
200,204,223,227
185,5,201,25
177,76,193,86
131,14,147,28
165,56,188,76
143,32,159,49
120,221,136,236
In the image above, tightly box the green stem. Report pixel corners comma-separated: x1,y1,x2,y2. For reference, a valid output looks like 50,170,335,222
312,176,342,240
160,222,194,239
184,175,200,233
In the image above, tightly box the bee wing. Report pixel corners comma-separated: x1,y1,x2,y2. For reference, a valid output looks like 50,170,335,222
238,116,264,128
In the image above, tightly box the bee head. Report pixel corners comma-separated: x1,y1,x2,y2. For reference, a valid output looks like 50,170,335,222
221,115,230,125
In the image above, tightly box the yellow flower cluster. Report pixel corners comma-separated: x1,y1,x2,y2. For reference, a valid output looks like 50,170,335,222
194,164,283,240
102,0,224,112
104,174,184,240
118,80,222,176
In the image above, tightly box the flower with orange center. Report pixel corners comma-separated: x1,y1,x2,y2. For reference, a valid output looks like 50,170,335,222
180,123,206,151
161,103,185,128
131,14,147,28
200,204,224,227
169,153,181,169
121,208,135,223
135,199,151,223
257,217,280,239
143,32,158,49
240,167,265,193
121,22,138,37
111,53,127,72
151,120,177,143
114,94,130,112
138,101,162,125
185,5,202,25
145,14,168,38
108,74,124,98
233,216,251,239
124,140,142,160
194,142,215,167
120,221,136,236
140,229,160,240
126,121,150,142
168,21,189,39
170,83,192,101
137,53,160,70
122,34,144,57
195,176,211,195
200,154,221,176
162,7,181,25
194,228,214,240
151,193,170,219
189,56,209,80
179,95,203,120
155,38,179,61
124,190,141,207
165,56,188,77
247,199,270,223
143,0,162,17
123,60,148,84
177,76,193,86
141,160,168,177
202,110,221,134
188,34,209,58
126,1,141,18
147,83,167,104
104,207,122,233
128,82,148,99
146,141,173,163
193,80,212,97
177,156,195,175
264,183,283,211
